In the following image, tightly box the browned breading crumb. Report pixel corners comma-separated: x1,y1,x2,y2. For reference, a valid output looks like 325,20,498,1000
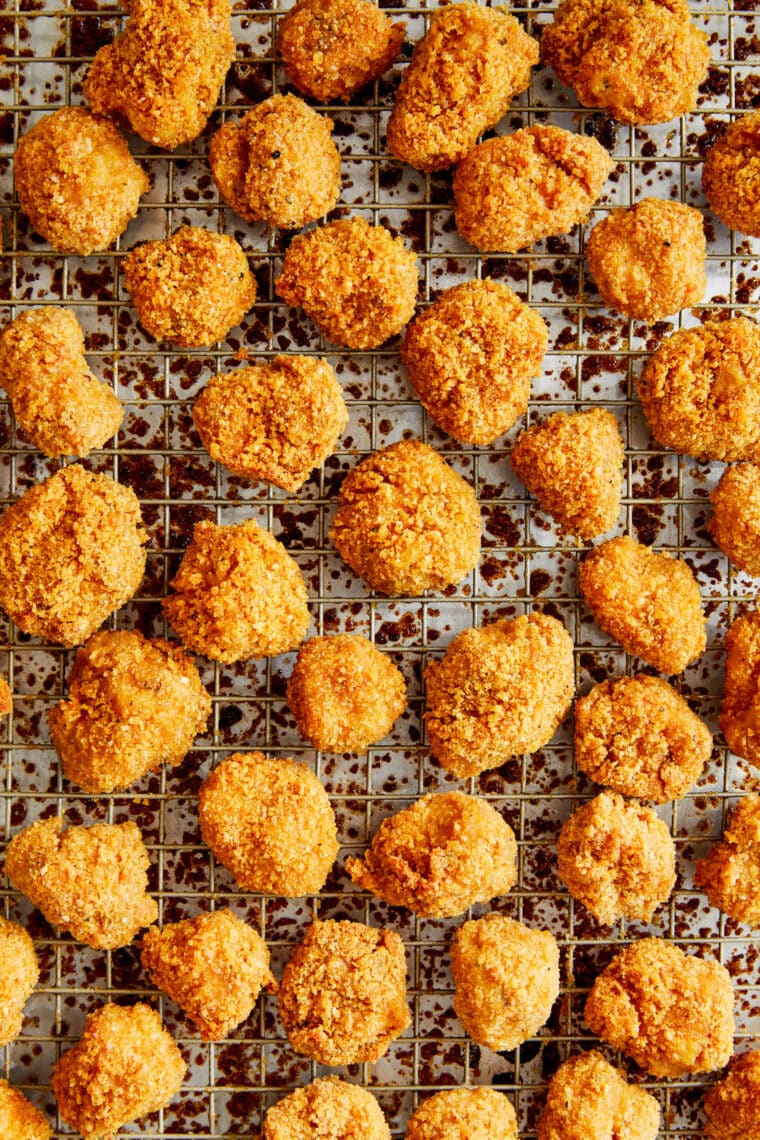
708,464,760,576
696,795,760,927
536,1050,660,1140
0,1081,51,1140
704,1048,760,1140
405,1088,517,1140
721,611,760,767
0,917,38,1047
278,919,411,1066
261,1077,391,1140
703,111,760,238
0,676,10,717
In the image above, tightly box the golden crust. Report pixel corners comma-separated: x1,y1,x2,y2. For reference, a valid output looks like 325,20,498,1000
405,1088,517,1140
0,1080,52,1140
703,110,760,237
721,611,760,767
346,791,517,918
329,439,481,596
0,676,10,717
704,1049,760,1140
536,1050,660,1140
386,4,538,172
198,752,338,895
708,463,760,576
696,795,760,928
0,917,38,1048
578,536,706,675
261,1077,391,1140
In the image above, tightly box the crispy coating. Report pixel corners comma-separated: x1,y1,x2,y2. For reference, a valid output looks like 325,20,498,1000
0,917,38,1047
192,356,347,492
287,634,407,752
198,752,338,895
346,791,517,918
386,4,538,172
400,279,548,446
451,914,560,1052
578,536,706,675
453,126,613,253
584,937,735,1077
48,630,211,794
540,0,710,125
424,614,574,779
721,611,760,767
14,107,147,256
4,817,157,950
708,463,760,576
329,439,481,596
574,674,712,803
83,0,234,150
0,1081,51,1140
696,795,760,927
536,1050,660,1140
703,110,760,237
278,919,411,1065
511,408,624,539
163,518,309,663
261,1077,391,1140
141,909,277,1041
704,1049,760,1140
405,1087,517,1140
0,464,146,648
275,217,418,349
0,676,10,717
52,1002,186,1140
636,317,760,463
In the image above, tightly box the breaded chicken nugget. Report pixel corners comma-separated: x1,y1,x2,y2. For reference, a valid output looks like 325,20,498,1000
329,439,481,596
0,676,10,717
346,791,517,918
0,917,38,1047
703,110,760,238
14,107,147,256
708,464,760,576
721,611,760,767
536,1050,660,1140
696,796,760,927
578,536,706,675
192,356,347,492
386,4,538,172
83,0,234,150
52,1003,186,1140
453,126,613,253
0,464,147,648
704,1049,760,1140
199,752,338,895
0,1080,52,1140
401,279,548,446
275,217,418,349
278,919,410,1066
405,1088,517,1140
163,518,309,663
584,937,734,1077
261,1077,391,1140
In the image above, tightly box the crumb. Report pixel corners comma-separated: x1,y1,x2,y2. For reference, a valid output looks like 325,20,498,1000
0,917,38,1047
703,110,760,238
536,1050,660,1140
0,676,10,717
708,463,760,576
696,795,760,927
0,1080,52,1140
405,1088,517,1140
704,1048,760,1140
261,1077,390,1140
721,610,760,767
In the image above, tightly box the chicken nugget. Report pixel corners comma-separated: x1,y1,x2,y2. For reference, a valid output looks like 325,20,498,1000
704,1049,760,1140
405,1087,517,1140
696,796,760,928
721,611,760,767
536,1050,660,1140
261,1077,391,1140
703,110,760,238
708,463,760,577
0,917,38,1047
0,1081,51,1140
0,676,10,717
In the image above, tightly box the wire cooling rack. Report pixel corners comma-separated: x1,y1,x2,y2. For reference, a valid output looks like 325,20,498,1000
1,0,759,1135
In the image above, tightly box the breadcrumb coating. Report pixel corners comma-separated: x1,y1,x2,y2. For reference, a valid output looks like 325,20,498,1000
424,614,574,779
163,518,309,663
329,439,481,596
4,817,157,950
696,795,760,928
536,1050,660,1140
453,126,613,253
192,356,347,493
574,674,712,803
198,752,338,895
0,464,147,648
0,1081,51,1140
704,1048,760,1140
400,279,548,446
721,611,760,767
405,1087,517,1140
0,676,10,717
708,463,760,576
287,634,407,752
52,1002,186,1140
584,937,735,1077
141,908,277,1041
275,217,418,349
636,317,760,463
578,536,706,675
278,919,411,1065
346,791,517,918
511,408,624,539
83,0,234,150
703,110,760,238
386,4,538,172
540,0,710,125
451,914,560,1052
14,107,147,256
261,1077,391,1140
0,917,38,1047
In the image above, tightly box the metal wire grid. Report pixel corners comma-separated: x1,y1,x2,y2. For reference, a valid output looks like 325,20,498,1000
0,0,758,1135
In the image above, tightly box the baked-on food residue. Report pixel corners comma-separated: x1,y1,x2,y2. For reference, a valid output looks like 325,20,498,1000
0,917,38,1048
720,610,760,768
536,1050,660,1140
260,1077,391,1140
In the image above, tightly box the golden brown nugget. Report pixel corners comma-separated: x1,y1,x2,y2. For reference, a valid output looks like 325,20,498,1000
14,107,147,256
163,518,309,663
52,1002,186,1140
199,752,338,895
696,796,760,927
536,1050,660,1140
0,1080,52,1140
287,634,407,752
275,217,418,349
721,611,760,767
584,937,734,1077
330,439,481,596
0,464,146,648
278,919,411,1066
574,674,712,803
0,675,10,717
83,0,234,150
192,356,347,492
511,408,624,539
48,630,211,794
704,1049,760,1140
386,4,538,172
405,1088,517,1140
261,1077,391,1140
346,791,517,918
637,317,760,463
4,817,157,950
0,917,38,1047
578,536,706,675
453,126,613,253
540,0,710,125
703,110,760,238
401,278,548,446
141,909,277,1041
709,464,760,577
425,614,574,779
